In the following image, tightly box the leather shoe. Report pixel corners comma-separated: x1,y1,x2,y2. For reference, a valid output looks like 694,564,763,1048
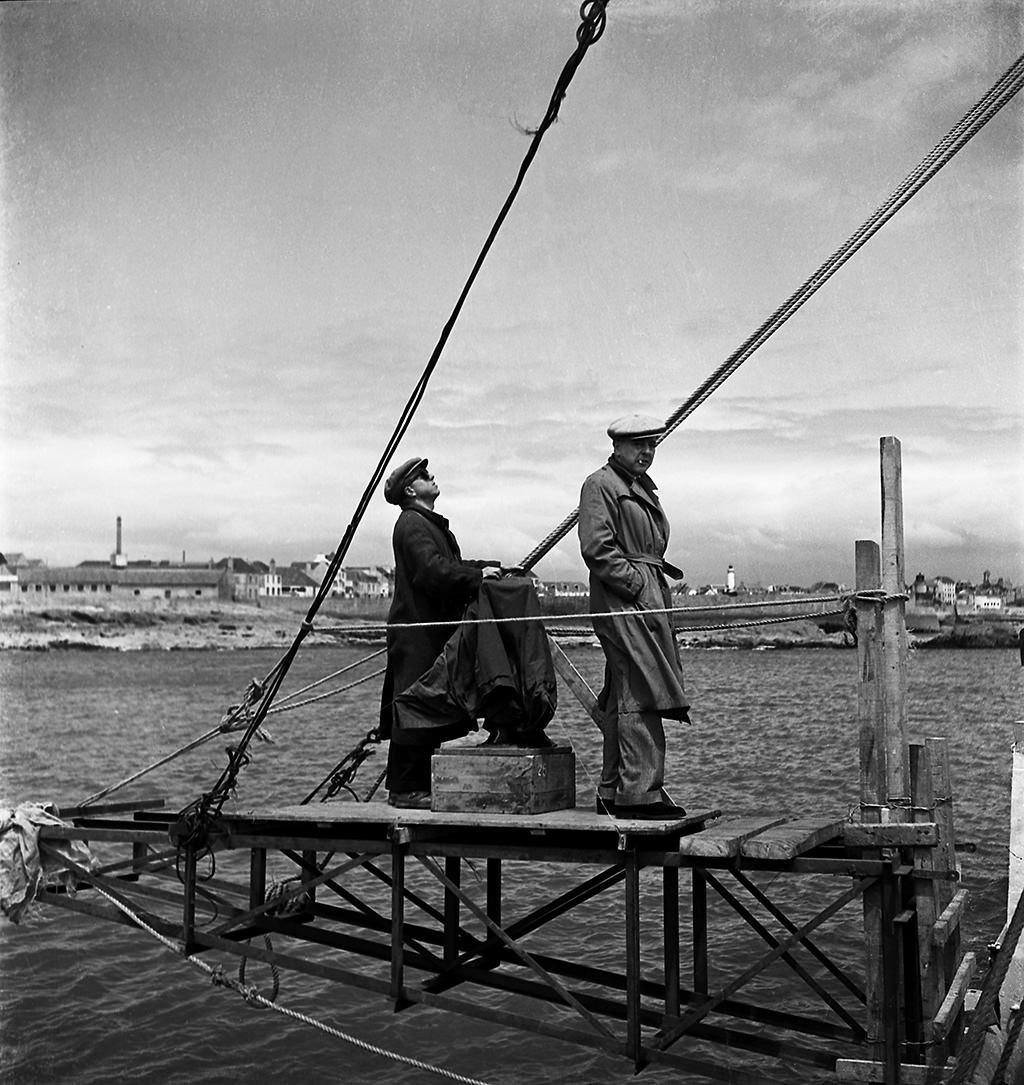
614,801,687,820
388,790,431,810
516,730,555,748
595,796,618,816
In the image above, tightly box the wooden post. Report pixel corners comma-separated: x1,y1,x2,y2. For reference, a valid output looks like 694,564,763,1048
249,847,267,912
625,851,642,1068
664,865,680,1018
390,842,406,1005
857,539,885,815
879,436,910,807
692,867,708,994
857,436,912,1074
444,856,461,967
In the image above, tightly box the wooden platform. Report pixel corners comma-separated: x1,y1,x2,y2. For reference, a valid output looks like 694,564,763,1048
219,800,717,834
38,801,890,1082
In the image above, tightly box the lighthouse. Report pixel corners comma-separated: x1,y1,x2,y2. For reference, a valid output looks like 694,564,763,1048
726,564,736,594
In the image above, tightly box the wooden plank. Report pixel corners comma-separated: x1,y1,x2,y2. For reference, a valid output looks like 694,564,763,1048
835,1059,951,1083
738,816,845,860
931,950,977,1043
223,801,722,836
60,796,166,817
677,816,789,858
843,822,938,848
933,889,969,948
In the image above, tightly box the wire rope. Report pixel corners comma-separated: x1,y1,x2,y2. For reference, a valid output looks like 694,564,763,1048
517,52,1024,572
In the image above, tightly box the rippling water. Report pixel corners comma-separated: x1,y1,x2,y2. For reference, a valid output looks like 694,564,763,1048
1,645,1020,1084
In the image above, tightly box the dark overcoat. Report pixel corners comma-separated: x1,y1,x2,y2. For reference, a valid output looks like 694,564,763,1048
378,507,483,739
578,459,689,718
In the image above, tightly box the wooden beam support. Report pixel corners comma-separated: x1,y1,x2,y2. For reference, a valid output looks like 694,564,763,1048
879,435,910,806
932,951,977,1044
844,823,939,848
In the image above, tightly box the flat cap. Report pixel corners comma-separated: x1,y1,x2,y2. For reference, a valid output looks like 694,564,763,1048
606,414,666,440
384,457,428,504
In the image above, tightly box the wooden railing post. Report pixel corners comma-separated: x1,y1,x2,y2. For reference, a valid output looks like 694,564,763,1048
856,436,912,1077
879,436,910,807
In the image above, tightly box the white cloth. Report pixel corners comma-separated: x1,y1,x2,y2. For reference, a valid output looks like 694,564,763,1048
0,803,95,923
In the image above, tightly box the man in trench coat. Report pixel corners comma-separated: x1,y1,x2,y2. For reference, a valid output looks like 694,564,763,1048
578,414,690,819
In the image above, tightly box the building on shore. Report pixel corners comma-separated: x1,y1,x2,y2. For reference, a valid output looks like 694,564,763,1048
14,564,231,605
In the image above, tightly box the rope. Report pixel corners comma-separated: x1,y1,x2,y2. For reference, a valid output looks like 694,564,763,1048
273,649,387,707
315,598,848,633
176,2,611,838
517,52,1024,573
75,651,387,807
267,668,386,716
81,878,492,1085
950,887,1024,1084
993,1001,1024,1083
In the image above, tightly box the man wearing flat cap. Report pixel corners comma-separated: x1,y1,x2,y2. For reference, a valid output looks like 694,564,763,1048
379,457,500,808
578,414,690,820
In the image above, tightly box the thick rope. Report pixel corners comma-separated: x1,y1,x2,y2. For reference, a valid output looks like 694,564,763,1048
78,876,492,1085
177,2,611,837
517,52,1024,572
315,596,848,634
949,887,1024,1084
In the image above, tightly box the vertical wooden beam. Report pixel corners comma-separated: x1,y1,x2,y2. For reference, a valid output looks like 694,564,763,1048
663,865,680,1018
625,851,643,1068
692,866,708,994
857,539,885,815
879,435,910,806
486,858,502,929
909,742,943,1056
390,842,406,1005
302,848,317,911
444,856,461,967
249,847,267,912
181,844,197,952
857,437,913,1073
881,872,904,1083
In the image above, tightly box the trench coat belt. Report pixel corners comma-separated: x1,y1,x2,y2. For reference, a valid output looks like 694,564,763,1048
622,552,684,581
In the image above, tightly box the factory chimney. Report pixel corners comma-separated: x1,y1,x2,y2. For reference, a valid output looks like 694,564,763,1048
111,516,127,568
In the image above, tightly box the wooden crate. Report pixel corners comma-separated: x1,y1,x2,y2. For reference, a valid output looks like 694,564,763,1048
431,745,576,814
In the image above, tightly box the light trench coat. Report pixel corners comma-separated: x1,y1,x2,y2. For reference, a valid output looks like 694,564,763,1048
578,459,690,719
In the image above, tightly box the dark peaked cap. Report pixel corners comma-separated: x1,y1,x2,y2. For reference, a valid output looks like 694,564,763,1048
384,457,428,504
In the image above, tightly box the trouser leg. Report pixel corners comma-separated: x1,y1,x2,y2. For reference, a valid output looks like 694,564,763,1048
615,709,666,806
597,706,621,801
386,742,434,792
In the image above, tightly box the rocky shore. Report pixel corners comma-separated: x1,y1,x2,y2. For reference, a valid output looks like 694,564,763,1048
1,603,1017,652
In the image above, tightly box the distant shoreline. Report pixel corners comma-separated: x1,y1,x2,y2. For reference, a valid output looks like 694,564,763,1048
1,601,1018,652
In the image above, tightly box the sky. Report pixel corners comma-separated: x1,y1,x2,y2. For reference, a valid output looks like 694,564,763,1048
2,0,1022,588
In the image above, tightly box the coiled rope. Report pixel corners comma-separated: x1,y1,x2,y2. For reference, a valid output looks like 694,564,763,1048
175,2,610,841
517,51,1024,573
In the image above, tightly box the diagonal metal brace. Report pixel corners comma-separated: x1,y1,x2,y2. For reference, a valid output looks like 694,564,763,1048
417,854,614,1038
655,875,878,1052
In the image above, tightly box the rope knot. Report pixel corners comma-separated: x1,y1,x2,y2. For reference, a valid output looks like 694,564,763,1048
577,0,608,46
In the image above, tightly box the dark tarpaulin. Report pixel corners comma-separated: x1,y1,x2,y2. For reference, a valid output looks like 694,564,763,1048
393,577,557,741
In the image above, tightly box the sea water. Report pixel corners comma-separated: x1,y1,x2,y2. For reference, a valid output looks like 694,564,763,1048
0,646,1020,1084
